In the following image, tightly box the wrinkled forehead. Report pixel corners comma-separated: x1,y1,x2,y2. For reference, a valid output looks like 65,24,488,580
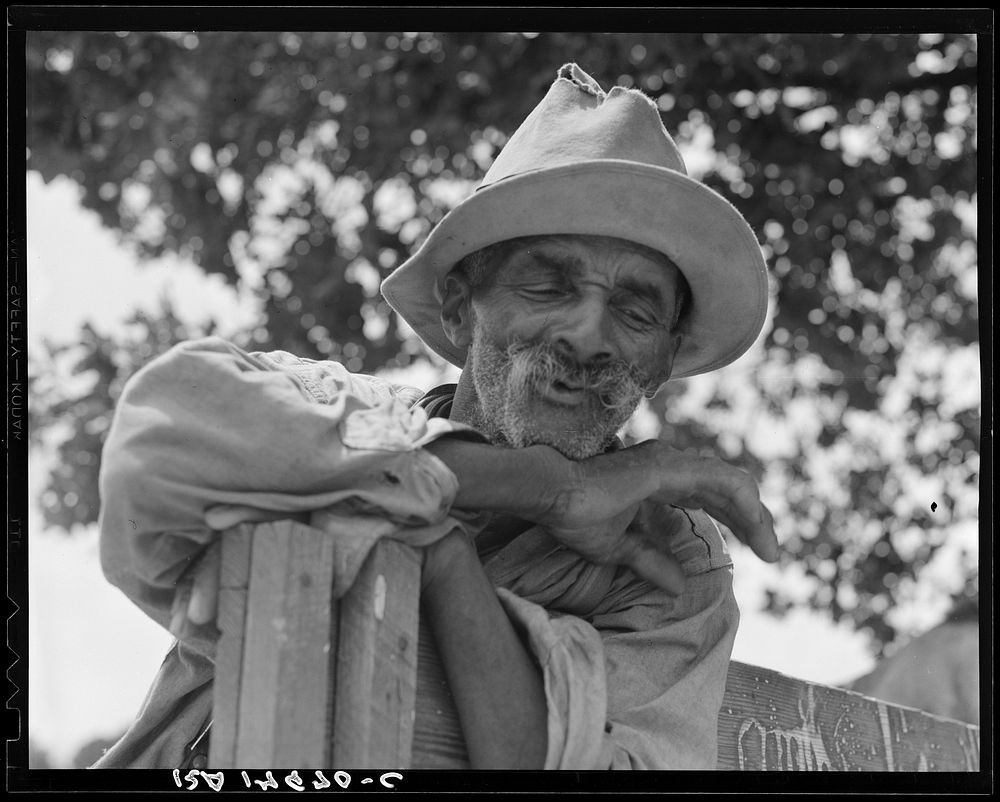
491,234,683,298
497,233,672,262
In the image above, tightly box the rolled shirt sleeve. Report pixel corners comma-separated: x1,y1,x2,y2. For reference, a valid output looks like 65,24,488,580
494,588,610,769
98,337,481,637
484,510,739,770
598,568,739,769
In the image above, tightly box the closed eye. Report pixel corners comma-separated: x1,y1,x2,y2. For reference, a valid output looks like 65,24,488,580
616,305,657,328
522,285,568,299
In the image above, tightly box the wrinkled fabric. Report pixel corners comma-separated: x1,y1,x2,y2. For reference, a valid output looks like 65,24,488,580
483,518,737,770
97,338,480,656
93,336,738,770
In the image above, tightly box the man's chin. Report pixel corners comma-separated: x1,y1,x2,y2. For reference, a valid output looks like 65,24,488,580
506,413,613,461
503,395,630,459
526,432,613,461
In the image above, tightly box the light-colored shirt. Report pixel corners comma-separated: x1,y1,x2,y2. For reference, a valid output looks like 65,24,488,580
94,337,738,769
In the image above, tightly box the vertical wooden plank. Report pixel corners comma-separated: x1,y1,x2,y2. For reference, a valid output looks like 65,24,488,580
216,520,979,773
234,521,338,768
411,614,470,768
271,522,338,768
209,524,253,769
331,539,421,768
233,525,289,766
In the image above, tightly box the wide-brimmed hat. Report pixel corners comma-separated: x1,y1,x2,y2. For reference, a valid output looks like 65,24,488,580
380,63,769,380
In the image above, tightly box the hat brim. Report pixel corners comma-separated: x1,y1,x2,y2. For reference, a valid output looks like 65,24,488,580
380,160,769,380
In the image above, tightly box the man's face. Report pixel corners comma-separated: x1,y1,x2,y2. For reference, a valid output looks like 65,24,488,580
461,235,684,459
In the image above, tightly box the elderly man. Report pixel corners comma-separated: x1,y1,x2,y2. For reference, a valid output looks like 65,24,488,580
94,64,777,770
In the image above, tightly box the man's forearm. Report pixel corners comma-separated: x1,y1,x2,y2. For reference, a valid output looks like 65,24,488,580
424,438,566,521
420,531,549,769
420,438,557,767
428,436,779,567
415,432,778,768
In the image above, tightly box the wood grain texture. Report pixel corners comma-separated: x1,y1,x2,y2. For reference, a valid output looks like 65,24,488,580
411,613,470,769
331,539,422,769
270,522,338,768
234,521,338,768
214,521,980,772
208,524,253,769
233,526,288,766
717,660,980,771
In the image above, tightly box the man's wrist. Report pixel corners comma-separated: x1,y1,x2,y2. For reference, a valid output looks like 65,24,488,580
420,529,475,593
424,438,568,524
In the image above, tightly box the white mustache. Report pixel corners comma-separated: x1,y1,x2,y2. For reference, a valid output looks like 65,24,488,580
505,340,649,412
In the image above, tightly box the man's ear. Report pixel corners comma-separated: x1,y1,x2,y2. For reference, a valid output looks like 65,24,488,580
440,270,475,349
647,332,683,393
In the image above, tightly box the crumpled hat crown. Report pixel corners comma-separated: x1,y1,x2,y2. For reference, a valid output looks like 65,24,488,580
483,63,688,183
380,63,769,381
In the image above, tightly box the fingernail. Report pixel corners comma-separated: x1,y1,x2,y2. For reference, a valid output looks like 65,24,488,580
170,608,185,636
188,594,206,625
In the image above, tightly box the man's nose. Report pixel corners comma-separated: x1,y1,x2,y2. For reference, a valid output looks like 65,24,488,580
549,296,616,366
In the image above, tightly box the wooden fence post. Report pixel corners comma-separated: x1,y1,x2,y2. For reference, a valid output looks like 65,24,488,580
329,539,422,767
210,521,339,768
207,523,253,768
210,522,423,769
212,520,979,772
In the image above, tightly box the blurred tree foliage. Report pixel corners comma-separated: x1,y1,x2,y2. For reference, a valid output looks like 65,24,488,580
26,32,979,654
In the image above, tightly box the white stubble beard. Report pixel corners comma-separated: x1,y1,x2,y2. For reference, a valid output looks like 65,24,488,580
467,335,648,460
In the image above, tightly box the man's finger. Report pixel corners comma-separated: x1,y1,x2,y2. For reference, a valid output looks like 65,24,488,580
620,517,686,595
627,545,686,596
699,493,779,564
187,541,221,625
719,494,777,563
684,488,756,542
752,503,779,562
672,466,777,562
620,501,691,595
651,460,759,527
170,581,192,637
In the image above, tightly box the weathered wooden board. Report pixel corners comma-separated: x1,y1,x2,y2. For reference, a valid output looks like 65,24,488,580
208,524,253,769
214,520,980,772
233,527,289,765
407,654,983,772
411,614,470,769
331,539,422,768
717,661,980,771
233,521,338,768
270,522,339,767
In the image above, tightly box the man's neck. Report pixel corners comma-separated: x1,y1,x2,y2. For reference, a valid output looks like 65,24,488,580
448,372,487,430
437,372,536,554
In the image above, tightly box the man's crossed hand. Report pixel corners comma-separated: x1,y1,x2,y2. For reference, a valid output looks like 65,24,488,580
169,438,778,638
533,439,777,595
